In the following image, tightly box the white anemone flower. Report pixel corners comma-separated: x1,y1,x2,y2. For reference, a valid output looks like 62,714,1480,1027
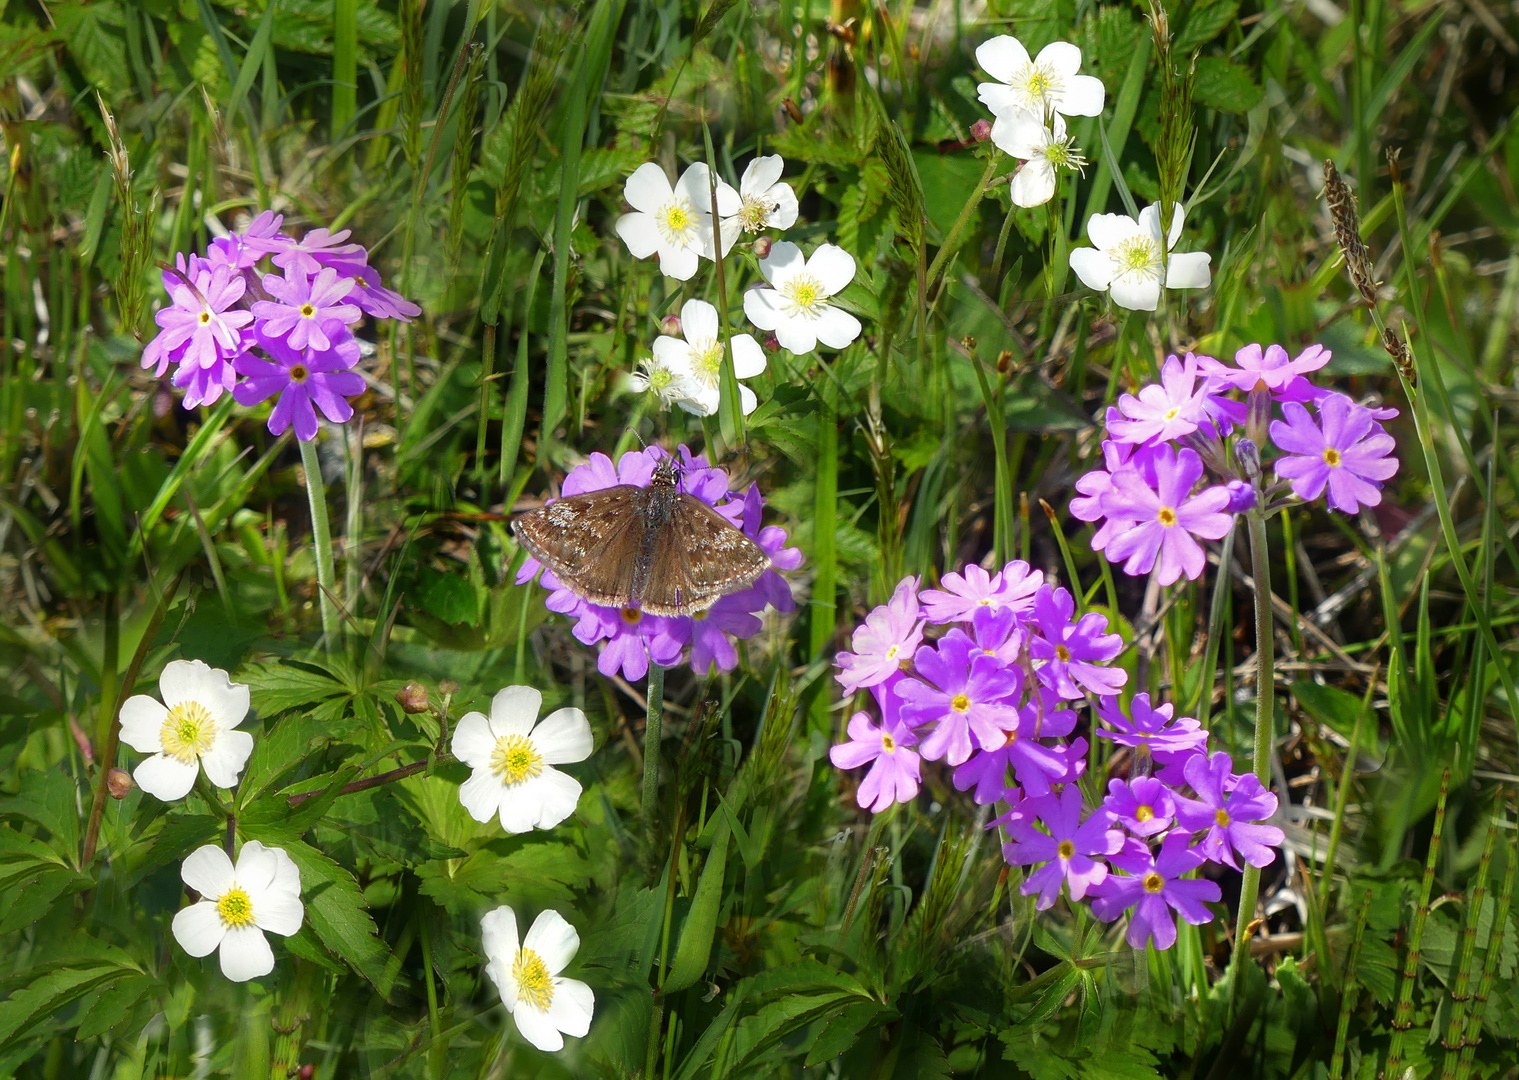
651,299,767,416
615,162,719,281
171,841,303,982
1069,202,1213,312
119,659,254,801
717,155,800,251
976,36,1105,120
995,111,1088,208
743,241,862,355
450,686,593,834
482,906,594,1052
627,351,702,411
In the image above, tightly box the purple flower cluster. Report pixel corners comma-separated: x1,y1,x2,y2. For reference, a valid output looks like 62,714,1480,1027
828,566,1286,951
1071,344,1400,584
141,211,421,440
516,446,801,680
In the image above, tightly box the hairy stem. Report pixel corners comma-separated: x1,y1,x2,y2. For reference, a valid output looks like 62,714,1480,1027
641,662,667,832
299,436,340,649
1232,511,1275,974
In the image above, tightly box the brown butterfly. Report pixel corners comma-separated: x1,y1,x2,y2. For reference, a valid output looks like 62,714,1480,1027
511,456,770,617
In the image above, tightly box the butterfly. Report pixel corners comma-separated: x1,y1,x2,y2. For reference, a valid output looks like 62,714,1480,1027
511,456,770,617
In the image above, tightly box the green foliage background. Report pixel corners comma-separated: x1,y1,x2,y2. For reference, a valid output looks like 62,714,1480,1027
2,0,1519,1075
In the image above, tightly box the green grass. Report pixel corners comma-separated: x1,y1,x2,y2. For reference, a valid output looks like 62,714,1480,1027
2,0,1519,1076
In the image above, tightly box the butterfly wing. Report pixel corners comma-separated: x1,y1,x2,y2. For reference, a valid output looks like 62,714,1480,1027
511,486,644,609
636,494,769,616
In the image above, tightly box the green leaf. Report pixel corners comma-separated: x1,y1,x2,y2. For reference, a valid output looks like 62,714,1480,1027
1174,0,1239,52
1192,57,1263,113
0,963,126,1050
663,816,730,992
74,974,159,1041
803,1001,888,1066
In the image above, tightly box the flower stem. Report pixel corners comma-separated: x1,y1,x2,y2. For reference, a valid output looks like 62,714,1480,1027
924,151,1003,301
641,661,667,832
1231,510,1274,980
298,436,340,650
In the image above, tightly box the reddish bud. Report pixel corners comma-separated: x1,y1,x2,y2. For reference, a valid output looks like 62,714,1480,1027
763,334,781,353
107,768,134,799
438,679,460,696
394,682,431,715
971,118,993,143
753,236,773,259
660,314,683,337
298,1066,315,1080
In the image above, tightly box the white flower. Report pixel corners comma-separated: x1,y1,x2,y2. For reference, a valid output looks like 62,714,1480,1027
615,162,719,281
649,299,767,416
118,658,254,801
995,111,1088,208
976,36,1105,120
717,155,799,251
482,906,594,1052
742,241,862,355
171,841,303,982
627,352,702,411
449,686,593,833
1069,202,1212,311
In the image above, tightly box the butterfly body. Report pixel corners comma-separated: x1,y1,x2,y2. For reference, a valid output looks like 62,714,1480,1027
512,458,770,616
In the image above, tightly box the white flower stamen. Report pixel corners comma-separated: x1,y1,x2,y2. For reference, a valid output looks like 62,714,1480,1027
656,199,698,245
781,273,828,318
160,700,216,765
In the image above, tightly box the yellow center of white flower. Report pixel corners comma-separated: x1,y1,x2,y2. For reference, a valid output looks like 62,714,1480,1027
490,734,544,785
881,732,896,753
738,195,774,232
1114,236,1161,277
780,273,827,318
160,701,216,765
648,366,674,391
1157,506,1178,527
1018,64,1062,110
950,693,971,713
657,200,698,245
689,339,724,385
217,886,255,928
1322,447,1342,467
1057,840,1075,860
1041,134,1087,173
1143,872,1165,894
513,948,555,1012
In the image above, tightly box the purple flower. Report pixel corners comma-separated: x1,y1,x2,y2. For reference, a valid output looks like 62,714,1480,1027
829,710,921,812
208,210,287,270
232,335,365,441
836,576,923,693
686,595,762,674
968,605,1025,666
1175,751,1284,870
1270,393,1398,514
172,352,238,408
897,635,1021,766
1089,831,1221,950
571,603,688,681
1003,786,1123,909
739,482,802,613
919,560,1043,624
1103,776,1176,837
1095,693,1207,782
252,267,363,352
350,265,423,321
1198,342,1329,395
1100,444,1233,585
989,786,1037,844
266,225,368,278
1223,479,1256,514
1028,585,1126,699
954,693,1082,799
141,258,252,377
1107,353,1214,445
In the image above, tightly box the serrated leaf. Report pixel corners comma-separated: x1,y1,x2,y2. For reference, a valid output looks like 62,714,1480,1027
1174,0,1239,51
803,1000,887,1066
0,964,124,1050
74,974,158,1041
1192,57,1263,113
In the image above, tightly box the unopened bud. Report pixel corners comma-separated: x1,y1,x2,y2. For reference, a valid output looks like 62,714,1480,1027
971,118,993,143
660,314,683,338
299,1066,315,1080
1235,437,1262,484
752,235,773,259
961,336,977,352
1246,384,1272,447
438,679,461,696
1178,425,1227,477
996,350,1013,374
107,768,134,799
1224,479,1257,514
763,334,781,353
394,681,431,714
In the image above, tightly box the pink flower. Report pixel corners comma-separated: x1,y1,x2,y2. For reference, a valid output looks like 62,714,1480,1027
1089,831,1221,950
835,576,924,693
252,267,363,352
1107,353,1215,445
141,257,252,376
1269,393,1398,514
1099,444,1233,585
830,710,921,812
232,335,365,442
919,559,1043,624
1198,342,1330,395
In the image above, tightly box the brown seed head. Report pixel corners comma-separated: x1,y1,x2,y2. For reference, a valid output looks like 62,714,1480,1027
1323,159,1378,305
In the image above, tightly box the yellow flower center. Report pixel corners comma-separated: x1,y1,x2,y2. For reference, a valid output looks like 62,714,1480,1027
1042,135,1087,172
216,886,255,929
656,200,698,245
885,645,899,660
198,310,211,325
1135,805,1154,822
880,733,897,753
1142,872,1165,894
690,340,724,385
781,273,827,317
1157,506,1178,527
299,303,316,318
1003,728,1018,746
1114,236,1160,276
950,693,971,713
290,364,309,383
647,366,674,391
1020,64,1059,107
490,734,544,785
1322,447,1342,467
1215,808,1231,828
512,948,555,1012
738,196,773,232
621,606,643,625
1163,407,1180,421
1055,644,1071,662
160,701,216,765
1057,840,1075,860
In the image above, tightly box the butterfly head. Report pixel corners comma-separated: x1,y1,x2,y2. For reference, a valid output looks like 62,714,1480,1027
651,453,683,491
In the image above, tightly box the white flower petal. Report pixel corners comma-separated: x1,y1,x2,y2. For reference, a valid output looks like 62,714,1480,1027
200,729,253,789
714,178,742,219
678,387,720,416
806,244,856,295
992,110,1048,159
1165,251,1212,290
269,847,302,894
172,901,226,957
976,35,1032,85
977,82,1024,117
615,213,660,259
1069,247,1114,291
134,754,198,802
182,843,236,896
160,660,248,726
650,335,693,372
673,162,714,209
252,889,303,937
450,711,496,769
547,978,595,1038
1036,40,1083,77
233,841,280,894
813,306,862,350
772,318,818,355
486,955,516,1009
657,242,701,281
739,384,758,414
1109,274,1162,311
218,925,275,982
742,155,785,195
1010,159,1057,207
481,906,521,967
531,708,594,765
1137,203,1166,244
756,240,805,287
623,162,674,214
680,299,721,344
1163,202,1186,250
512,1004,565,1051
1086,212,1142,252
523,909,581,975
522,768,583,831
742,287,785,331
730,333,768,378
1059,74,1107,118
489,686,542,738
765,183,799,230
458,767,504,823
119,695,168,753
719,217,743,255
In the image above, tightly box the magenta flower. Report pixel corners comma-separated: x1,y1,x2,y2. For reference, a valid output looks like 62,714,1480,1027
1270,393,1398,514
172,352,238,408
687,596,762,674
207,210,287,270
351,264,423,321
232,335,365,441
252,267,363,352
830,710,922,812
897,636,1021,766
1107,353,1215,445
1094,693,1207,755
1089,831,1221,950
919,560,1043,624
1100,444,1233,585
1028,585,1126,699
836,576,924,693
1198,342,1329,395
1003,786,1123,909
968,605,1025,666
1103,776,1176,837
572,603,688,681
267,226,368,278
953,695,1083,799
1175,751,1284,870
141,258,252,377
